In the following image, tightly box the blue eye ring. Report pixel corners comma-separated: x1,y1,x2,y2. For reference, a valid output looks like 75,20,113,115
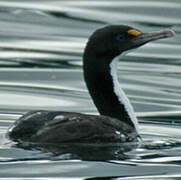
116,35,125,42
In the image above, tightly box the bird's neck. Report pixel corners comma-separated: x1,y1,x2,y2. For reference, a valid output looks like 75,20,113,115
83,53,138,131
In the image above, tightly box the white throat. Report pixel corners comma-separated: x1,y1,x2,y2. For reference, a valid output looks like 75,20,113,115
110,53,139,132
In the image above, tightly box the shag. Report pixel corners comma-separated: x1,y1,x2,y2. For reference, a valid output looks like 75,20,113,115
7,25,174,143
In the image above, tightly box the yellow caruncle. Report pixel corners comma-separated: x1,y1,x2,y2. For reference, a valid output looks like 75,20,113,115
127,29,142,36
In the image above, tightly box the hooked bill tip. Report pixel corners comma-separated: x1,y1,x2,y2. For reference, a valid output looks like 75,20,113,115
164,29,176,38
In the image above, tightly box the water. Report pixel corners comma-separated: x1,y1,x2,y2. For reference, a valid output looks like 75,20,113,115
0,0,181,179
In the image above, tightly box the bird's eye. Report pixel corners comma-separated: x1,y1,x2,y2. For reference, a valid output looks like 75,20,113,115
116,35,125,42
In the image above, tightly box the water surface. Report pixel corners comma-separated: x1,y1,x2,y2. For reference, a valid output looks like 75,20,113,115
0,0,181,179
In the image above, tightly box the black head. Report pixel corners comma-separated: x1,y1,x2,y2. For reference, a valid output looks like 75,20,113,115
84,25,175,63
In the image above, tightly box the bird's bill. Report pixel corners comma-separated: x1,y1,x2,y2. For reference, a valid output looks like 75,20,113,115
132,29,175,46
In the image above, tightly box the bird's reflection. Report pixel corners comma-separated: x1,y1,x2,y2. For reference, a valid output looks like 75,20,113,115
15,141,139,161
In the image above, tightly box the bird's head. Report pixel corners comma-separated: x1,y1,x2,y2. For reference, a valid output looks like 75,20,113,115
84,25,175,62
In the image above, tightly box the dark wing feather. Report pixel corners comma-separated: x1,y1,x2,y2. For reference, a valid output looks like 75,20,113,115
8,111,137,143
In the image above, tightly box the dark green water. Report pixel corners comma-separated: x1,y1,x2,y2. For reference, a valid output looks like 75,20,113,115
0,0,181,179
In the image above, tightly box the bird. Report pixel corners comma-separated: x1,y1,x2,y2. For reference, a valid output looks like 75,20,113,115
7,25,175,144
